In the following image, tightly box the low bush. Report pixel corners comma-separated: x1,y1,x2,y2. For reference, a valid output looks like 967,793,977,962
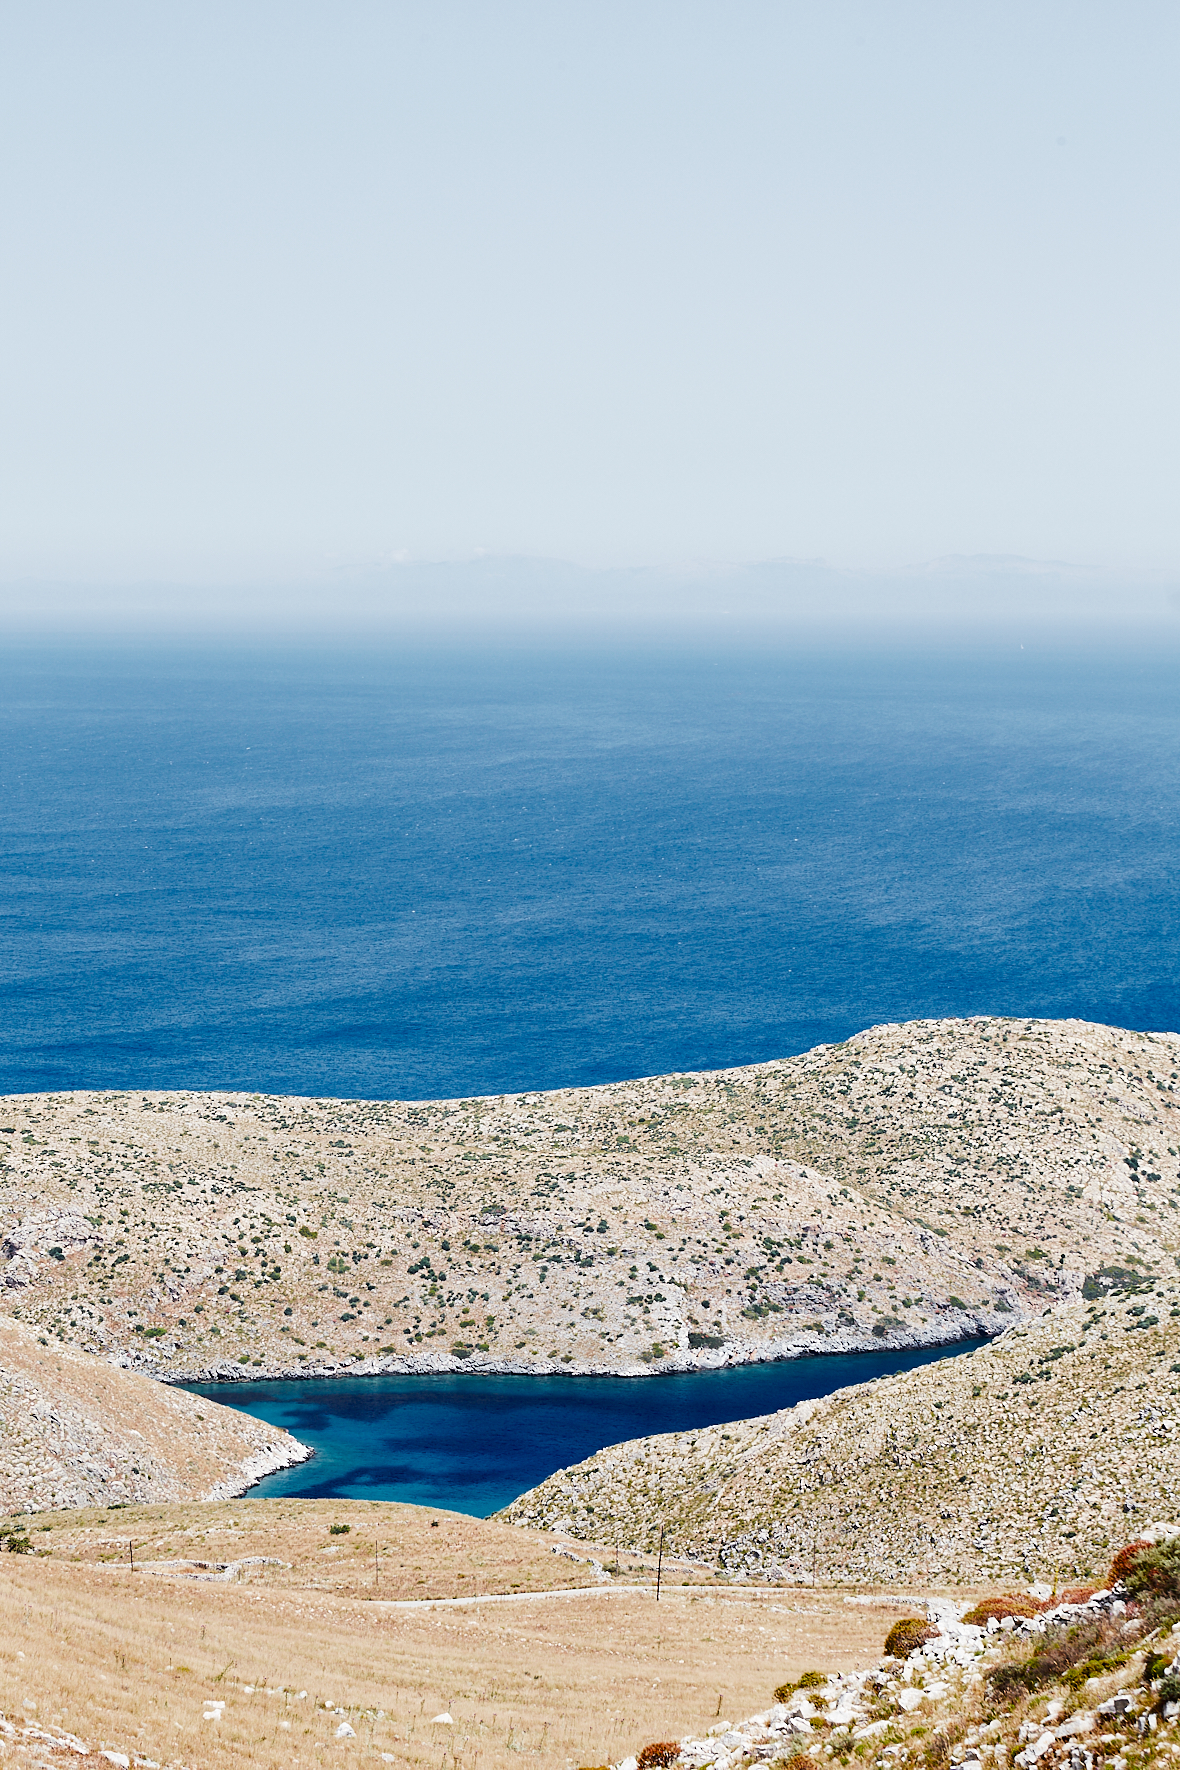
1123,1539,1180,1602
963,1596,1043,1625
885,1619,937,1659
637,1743,680,1769
1158,1675,1180,1707
924,1720,966,1767
988,1619,1129,1705
774,1671,827,1703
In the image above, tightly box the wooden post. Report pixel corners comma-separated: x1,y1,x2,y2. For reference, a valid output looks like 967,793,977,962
129,1541,134,1573
655,1526,665,1602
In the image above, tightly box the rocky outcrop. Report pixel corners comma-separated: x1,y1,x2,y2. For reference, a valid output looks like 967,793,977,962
612,1594,1180,1770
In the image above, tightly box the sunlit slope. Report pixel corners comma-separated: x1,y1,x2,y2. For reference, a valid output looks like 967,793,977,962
501,1280,1180,1585
1,1016,1177,1377
0,1314,306,1512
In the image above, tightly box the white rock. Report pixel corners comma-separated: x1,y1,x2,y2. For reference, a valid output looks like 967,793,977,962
101,1756,131,1768
898,1690,924,1712
1055,1714,1095,1738
335,1722,356,1739
430,1713,453,1725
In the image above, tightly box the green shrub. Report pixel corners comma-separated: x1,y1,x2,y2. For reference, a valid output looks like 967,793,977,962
1158,1675,1180,1706
1123,1538,1180,1601
988,1619,1127,1705
774,1670,827,1703
329,1522,351,1535
1109,1540,1154,1585
885,1619,936,1659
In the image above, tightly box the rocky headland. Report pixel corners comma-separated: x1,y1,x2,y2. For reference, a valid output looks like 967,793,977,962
0,1015,1177,1382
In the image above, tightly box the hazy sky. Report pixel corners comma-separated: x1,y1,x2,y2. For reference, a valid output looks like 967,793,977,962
2,1,1178,591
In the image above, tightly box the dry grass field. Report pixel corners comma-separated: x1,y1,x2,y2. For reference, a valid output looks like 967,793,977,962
0,1498,961,1770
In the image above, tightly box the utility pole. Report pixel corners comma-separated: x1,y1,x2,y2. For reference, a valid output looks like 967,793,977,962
655,1526,665,1603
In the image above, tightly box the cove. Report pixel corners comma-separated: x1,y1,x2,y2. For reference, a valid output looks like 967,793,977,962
186,1339,983,1518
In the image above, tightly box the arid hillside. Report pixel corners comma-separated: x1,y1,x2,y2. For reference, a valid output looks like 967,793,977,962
501,1280,1180,1586
1,1015,1177,1378
0,1314,307,1513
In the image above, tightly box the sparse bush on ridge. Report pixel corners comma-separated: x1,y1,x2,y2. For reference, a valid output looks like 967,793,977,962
774,1670,827,1703
1120,1537,1180,1601
1109,1540,1154,1585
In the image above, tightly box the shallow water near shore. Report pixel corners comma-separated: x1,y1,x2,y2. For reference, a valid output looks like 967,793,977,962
187,1339,981,1516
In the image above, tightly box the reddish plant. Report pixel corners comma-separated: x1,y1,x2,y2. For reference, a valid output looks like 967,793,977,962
637,1745,681,1769
1109,1541,1153,1586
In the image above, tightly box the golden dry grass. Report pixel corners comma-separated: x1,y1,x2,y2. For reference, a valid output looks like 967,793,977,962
0,1499,971,1769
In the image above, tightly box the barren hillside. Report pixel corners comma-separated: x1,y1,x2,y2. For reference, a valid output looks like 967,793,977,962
501,1280,1180,1585
0,1314,307,1513
1,1015,1177,1378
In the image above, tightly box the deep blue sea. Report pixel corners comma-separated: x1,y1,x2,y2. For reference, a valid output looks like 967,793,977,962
3,634,1179,1100
186,1341,980,1516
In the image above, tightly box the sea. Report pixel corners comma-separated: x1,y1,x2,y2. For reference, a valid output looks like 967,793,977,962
4,630,1178,1510
4,633,1179,1102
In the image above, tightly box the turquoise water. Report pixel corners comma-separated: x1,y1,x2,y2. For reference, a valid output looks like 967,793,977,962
186,1339,981,1516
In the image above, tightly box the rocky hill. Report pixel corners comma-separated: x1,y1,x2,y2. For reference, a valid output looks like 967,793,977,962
500,1281,1180,1586
0,1313,307,1513
1,1015,1177,1379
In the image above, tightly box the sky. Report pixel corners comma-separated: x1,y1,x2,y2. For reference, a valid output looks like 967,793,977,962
1,1,1178,624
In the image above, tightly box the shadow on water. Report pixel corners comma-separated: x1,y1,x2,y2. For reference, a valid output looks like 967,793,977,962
185,1338,984,1517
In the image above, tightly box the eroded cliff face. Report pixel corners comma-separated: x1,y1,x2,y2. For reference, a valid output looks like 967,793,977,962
0,1314,308,1513
0,1015,1176,1379
500,1281,1180,1586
